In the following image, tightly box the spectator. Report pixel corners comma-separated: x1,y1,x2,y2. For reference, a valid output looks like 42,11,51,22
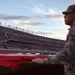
32,4,75,75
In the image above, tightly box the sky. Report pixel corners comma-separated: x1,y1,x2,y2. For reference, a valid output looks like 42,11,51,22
0,0,75,40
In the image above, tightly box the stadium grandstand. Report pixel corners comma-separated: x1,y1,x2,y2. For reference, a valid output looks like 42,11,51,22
0,23,66,56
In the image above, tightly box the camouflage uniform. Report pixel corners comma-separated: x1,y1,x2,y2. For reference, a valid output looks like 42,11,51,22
43,25,75,75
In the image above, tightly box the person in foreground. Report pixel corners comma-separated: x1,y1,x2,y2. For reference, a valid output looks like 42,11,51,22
32,4,75,75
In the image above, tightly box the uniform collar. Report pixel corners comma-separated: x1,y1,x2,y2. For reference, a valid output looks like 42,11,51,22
68,24,75,31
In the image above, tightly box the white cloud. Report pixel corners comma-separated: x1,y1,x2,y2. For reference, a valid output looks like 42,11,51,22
48,8,58,14
11,20,20,24
32,4,46,14
24,19,44,26
32,4,63,19
11,19,44,28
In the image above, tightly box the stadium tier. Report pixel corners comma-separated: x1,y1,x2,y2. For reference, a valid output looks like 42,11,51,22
0,26,65,54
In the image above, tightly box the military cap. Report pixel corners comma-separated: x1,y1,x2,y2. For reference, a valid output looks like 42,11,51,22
62,5,75,14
